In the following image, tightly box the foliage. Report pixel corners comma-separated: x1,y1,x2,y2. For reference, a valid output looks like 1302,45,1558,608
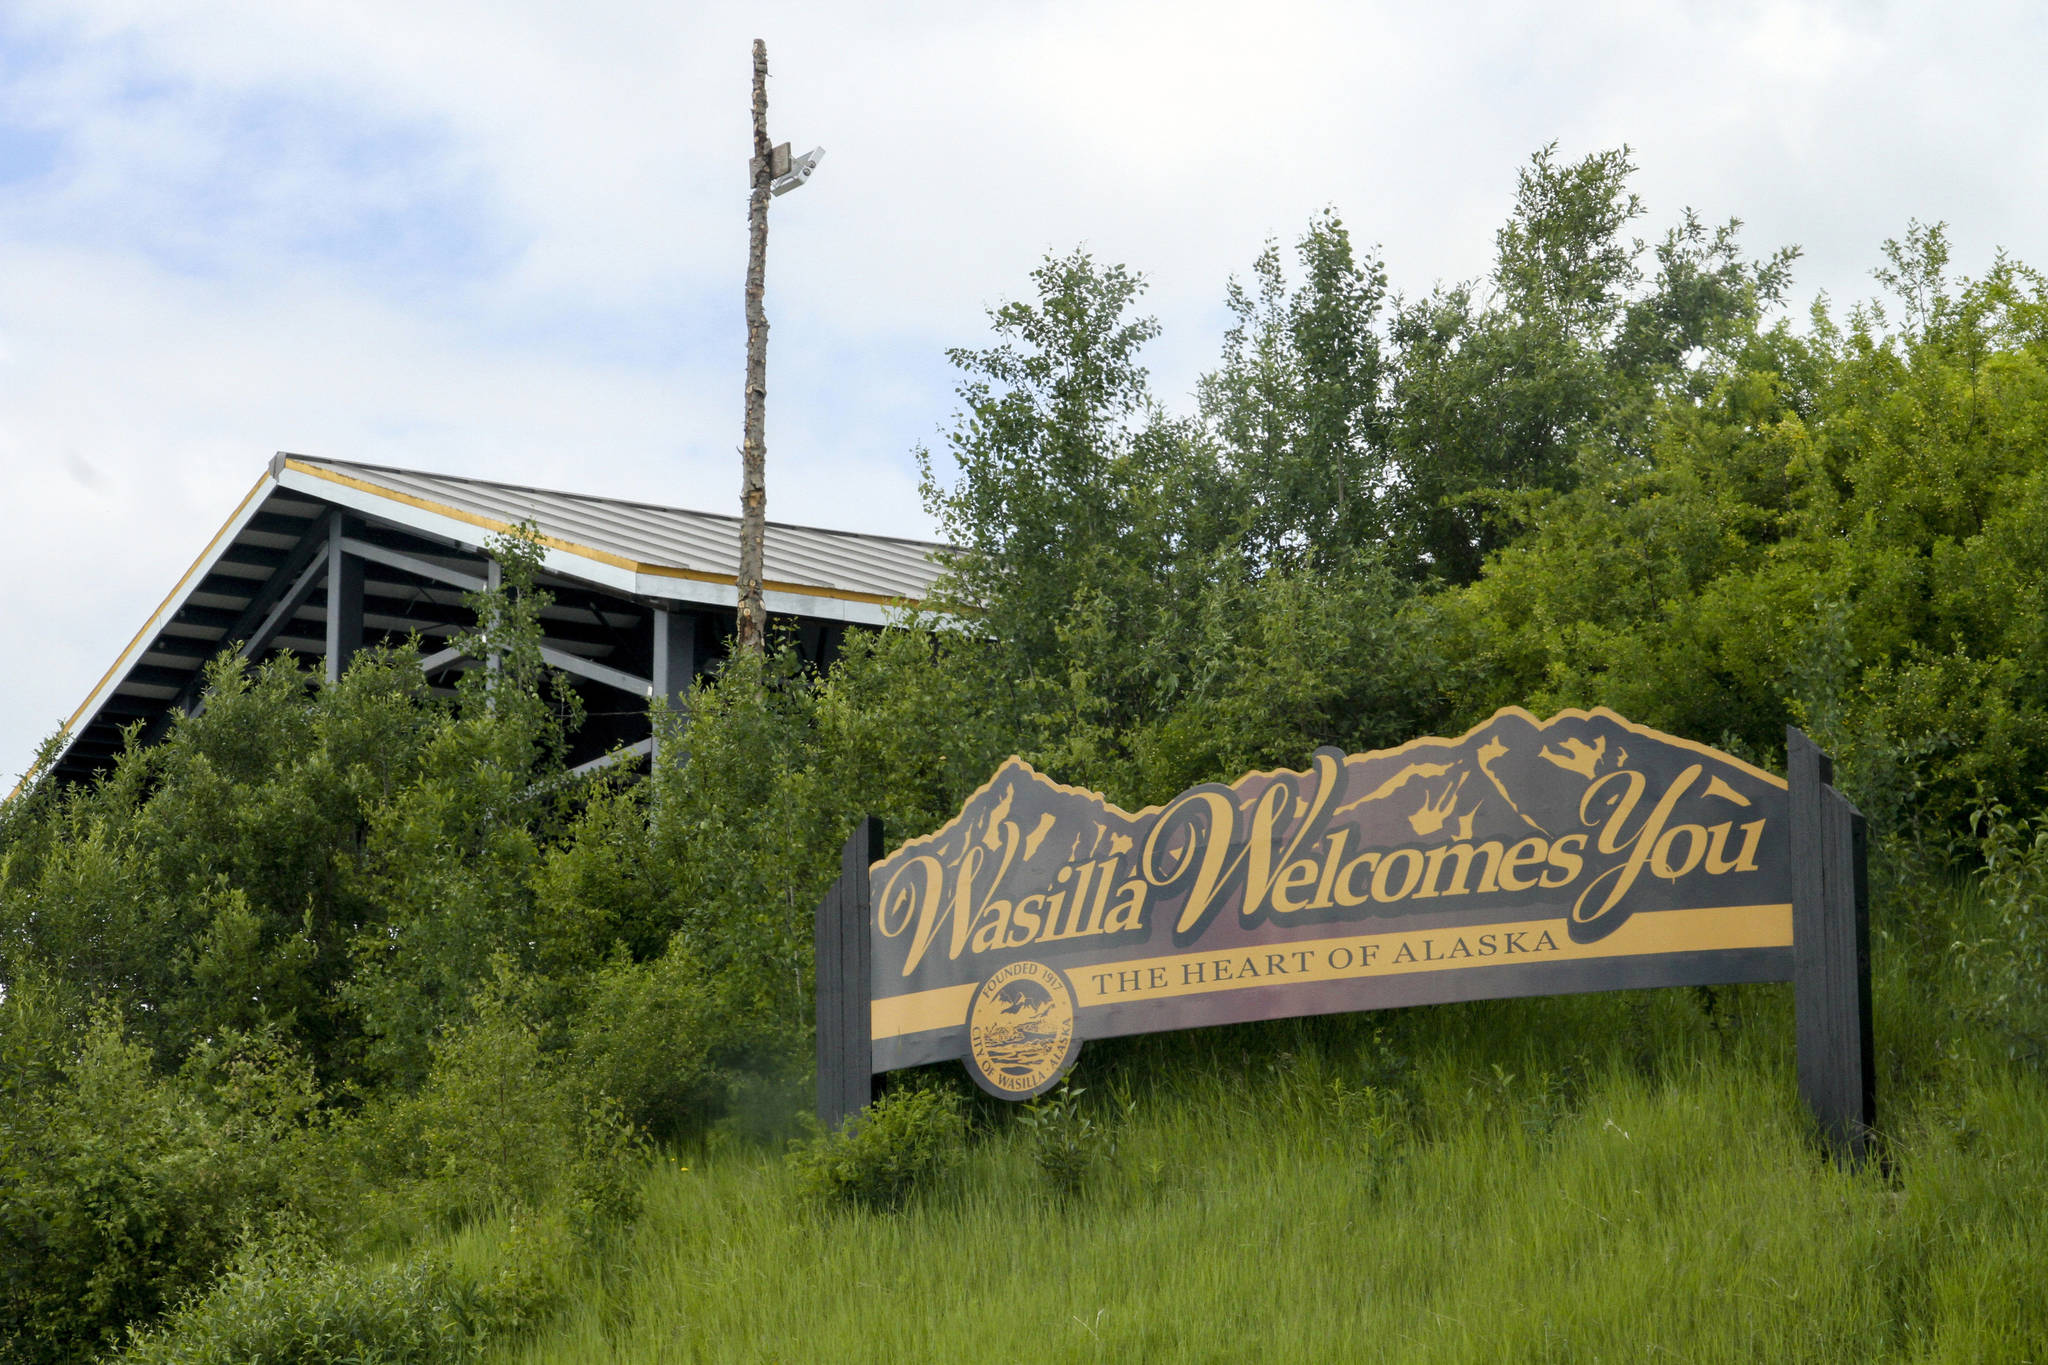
322,980,645,1245
117,1222,565,1365
1435,238,2048,832
0,1009,317,1363
1968,798,2048,1061
1385,145,1794,584
1201,209,1391,571
6,143,2048,1357
1015,1080,1110,1199
788,1083,968,1212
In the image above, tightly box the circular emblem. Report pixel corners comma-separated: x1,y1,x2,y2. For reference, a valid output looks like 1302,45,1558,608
965,960,1080,1099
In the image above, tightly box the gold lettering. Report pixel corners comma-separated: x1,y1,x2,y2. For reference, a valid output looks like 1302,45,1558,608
1415,841,1506,898
1143,789,1244,936
1541,833,1586,888
1242,752,1342,918
1335,850,1380,907
1496,836,1548,893
1008,893,1045,945
969,899,1013,953
1572,766,1703,930
876,854,944,959
899,839,994,976
1310,828,1352,909
1650,824,1708,880
1705,819,1765,874
1270,858,1323,914
1103,878,1148,933
1583,768,1649,856
1082,857,1118,935
1372,848,1425,902
1042,860,1096,940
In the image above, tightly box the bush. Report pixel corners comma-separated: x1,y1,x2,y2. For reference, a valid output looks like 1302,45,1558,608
0,1009,315,1364
1969,798,2048,1062
1017,1081,1108,1199
567,946,722,1146
117,1221,565,1365
789,1084,968,1212
315,980,645,1246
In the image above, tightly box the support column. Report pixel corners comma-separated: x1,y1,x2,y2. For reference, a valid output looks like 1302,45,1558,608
816,815,882,1132
324,511,363,684
1788,727,1876,1164
484,558,502,699
651,607,698,764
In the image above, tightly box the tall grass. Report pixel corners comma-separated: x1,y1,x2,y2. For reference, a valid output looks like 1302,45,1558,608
483,877,2048,1363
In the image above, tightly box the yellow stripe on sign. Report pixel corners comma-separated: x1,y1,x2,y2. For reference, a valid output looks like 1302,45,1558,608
872,984,976,1041
868,904,1791,1041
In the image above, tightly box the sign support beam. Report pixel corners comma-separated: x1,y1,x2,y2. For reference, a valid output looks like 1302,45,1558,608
816,815,881,1132
1788,727,1876,1164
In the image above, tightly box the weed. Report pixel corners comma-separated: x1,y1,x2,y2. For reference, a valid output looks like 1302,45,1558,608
1017,1080,1110,1199
787,1085,967,1212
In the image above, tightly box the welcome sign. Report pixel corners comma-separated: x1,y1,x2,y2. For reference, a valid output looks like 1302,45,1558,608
816,708,1874,1158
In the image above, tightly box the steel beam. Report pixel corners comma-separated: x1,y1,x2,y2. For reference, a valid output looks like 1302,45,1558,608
325,512,364,684
567,738,653,777
242,553,328,663
338,536,489,595
651,607,697,763
538,644,652,698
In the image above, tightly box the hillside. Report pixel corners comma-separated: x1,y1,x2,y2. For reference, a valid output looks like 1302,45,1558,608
530,876,2047,1360
6,149,2048,1362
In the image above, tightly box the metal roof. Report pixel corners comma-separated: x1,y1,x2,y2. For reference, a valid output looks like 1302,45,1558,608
275,455,948,609
19,453,952,795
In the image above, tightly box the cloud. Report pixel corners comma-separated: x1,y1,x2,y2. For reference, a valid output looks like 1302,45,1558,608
1,0,2045,778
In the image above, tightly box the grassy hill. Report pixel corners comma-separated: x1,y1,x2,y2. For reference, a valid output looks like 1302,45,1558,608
16,166,2048,1363
451,879,2045,1364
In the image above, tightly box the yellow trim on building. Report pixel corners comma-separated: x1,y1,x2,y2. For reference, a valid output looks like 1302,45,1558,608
7,470,275,802
282,457,922,609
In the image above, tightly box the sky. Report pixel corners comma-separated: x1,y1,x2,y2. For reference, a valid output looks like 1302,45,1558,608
1,0,2044,785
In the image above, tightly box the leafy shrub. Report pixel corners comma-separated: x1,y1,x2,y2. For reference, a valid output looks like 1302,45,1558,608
316,980,644,1246
789,1084,967,1211
567,946,722,1145
117,1221,564,1365
1970,798,2048,1061
0,1009,315,1364
1017,1081,1108,1199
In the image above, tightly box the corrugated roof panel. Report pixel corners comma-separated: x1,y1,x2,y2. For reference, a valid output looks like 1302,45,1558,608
17,456,959,799
285,455,951,602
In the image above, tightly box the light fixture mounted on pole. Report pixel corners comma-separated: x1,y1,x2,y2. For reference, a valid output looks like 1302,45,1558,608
737,38,824,657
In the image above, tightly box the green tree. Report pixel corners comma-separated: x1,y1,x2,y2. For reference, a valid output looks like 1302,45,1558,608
1201,209,1391,571
1387,144,1795,583
918,250,1233,684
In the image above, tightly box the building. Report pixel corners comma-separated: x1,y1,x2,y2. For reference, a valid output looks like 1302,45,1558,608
33,453,948,788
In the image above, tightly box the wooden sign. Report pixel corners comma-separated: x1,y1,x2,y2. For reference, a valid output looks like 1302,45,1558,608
816,709,1873,1159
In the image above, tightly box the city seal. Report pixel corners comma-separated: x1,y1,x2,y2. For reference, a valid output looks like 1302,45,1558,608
965,960,1079,1098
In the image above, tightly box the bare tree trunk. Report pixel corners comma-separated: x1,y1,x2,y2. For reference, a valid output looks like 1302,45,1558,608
737,38,771,655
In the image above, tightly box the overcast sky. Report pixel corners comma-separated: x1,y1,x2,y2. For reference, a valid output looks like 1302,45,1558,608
2,0,2043,785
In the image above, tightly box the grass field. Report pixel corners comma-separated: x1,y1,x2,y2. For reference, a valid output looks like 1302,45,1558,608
472,880,2048,1364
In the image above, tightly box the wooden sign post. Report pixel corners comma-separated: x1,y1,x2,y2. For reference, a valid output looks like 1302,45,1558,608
814,814,881,1128
1788,728,1876,1161
816,709,1875,1162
